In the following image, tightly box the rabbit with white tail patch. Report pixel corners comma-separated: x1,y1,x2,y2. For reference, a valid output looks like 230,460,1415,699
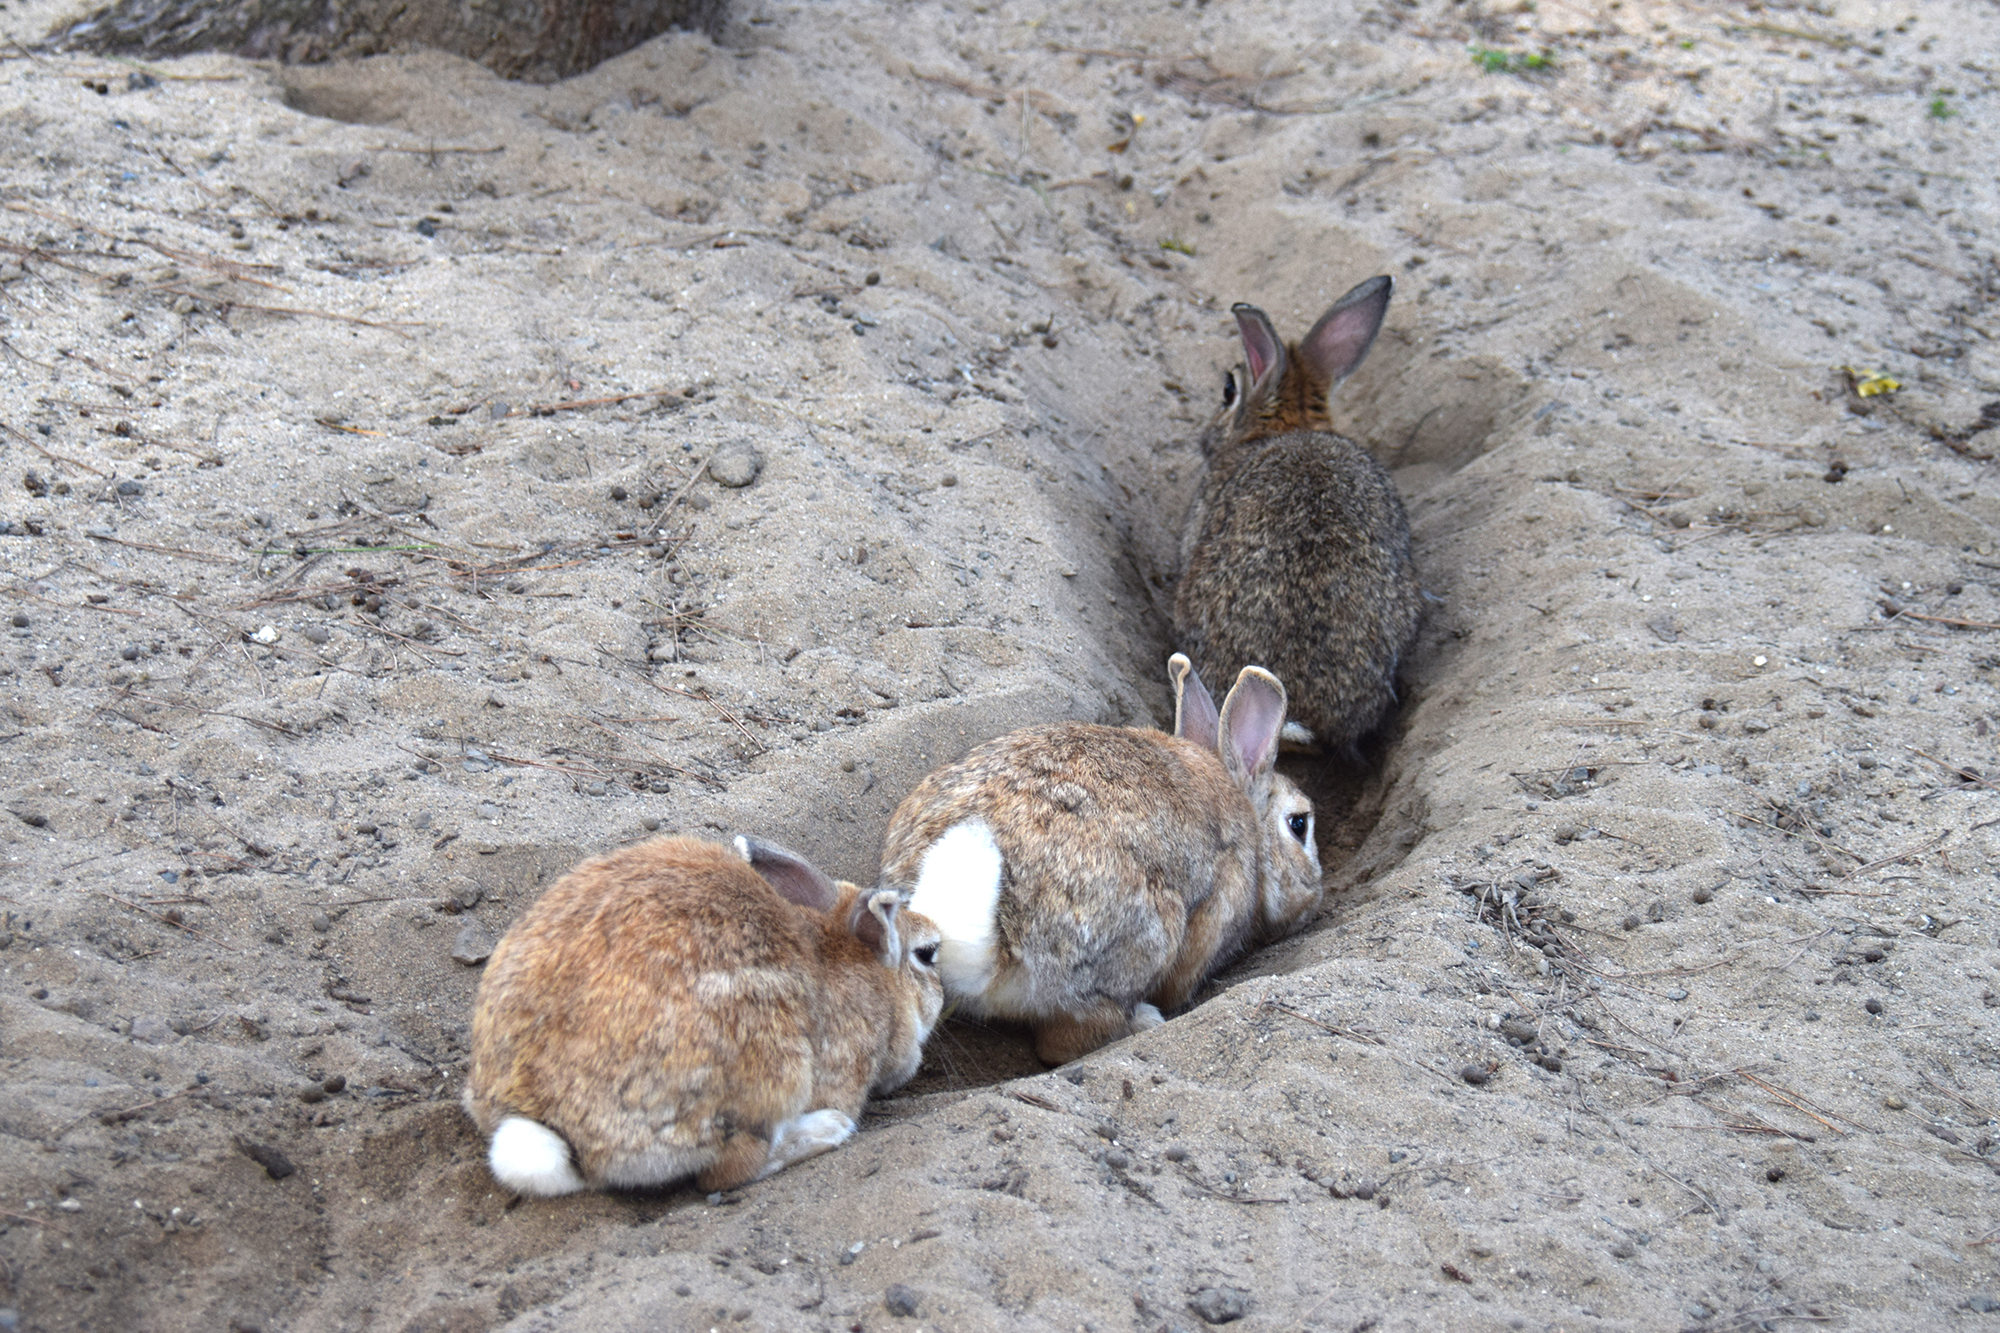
463,834,942,1196
1174,274,1424,754
875,653,1321,1066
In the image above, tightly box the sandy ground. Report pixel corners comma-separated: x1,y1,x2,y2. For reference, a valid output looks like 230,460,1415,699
2,0,1998,1329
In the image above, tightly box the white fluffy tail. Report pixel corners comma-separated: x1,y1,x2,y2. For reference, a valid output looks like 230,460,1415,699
489,1116,587,1197
907,820,1005,1003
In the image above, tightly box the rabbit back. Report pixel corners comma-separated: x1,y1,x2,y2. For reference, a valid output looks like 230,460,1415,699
1175,430,1422,751
465,835,935,1194
884,723,1261,1030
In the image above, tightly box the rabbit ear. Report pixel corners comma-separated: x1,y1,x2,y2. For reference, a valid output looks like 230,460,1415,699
734,835,839,912
849,888,905,967
1217,666,1288,787
1169,652,1220,751
1300,275,1392,395
1231,303,1286,387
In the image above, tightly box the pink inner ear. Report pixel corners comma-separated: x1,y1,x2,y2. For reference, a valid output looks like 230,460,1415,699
1300,276,1391,387
1232,304,1284,385
1220,671,1287,780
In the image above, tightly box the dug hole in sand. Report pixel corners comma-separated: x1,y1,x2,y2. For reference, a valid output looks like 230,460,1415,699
1,0,1997,1329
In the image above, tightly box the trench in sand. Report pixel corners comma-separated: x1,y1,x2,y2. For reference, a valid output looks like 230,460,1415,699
886,336,1536,1099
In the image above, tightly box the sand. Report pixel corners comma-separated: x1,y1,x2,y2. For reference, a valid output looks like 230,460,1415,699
1,0,1997,1328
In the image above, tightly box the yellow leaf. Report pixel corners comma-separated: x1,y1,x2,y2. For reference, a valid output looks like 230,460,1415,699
1840,365,1901,397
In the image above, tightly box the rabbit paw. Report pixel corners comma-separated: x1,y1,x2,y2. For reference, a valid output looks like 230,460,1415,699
756,1108,858,1179
1129,1002,1165,1033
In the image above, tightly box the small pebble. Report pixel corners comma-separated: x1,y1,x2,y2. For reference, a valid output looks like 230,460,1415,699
1665,988,1689,1002
250,624,280,645
1188,1286,1251,1325
642,815,662,831
322,1074,346,1094
9,613,27,628
310,911,332,933
1610,1242,1636,1259
1884,1094,1907,1110
1865,998,1884,1015
303,625,331,645
477,802,503,821
116,479,144,497
451,922,495,965
1164,1145,1188,1163
1765,1166,1786,1182
708,442,764,488
1104,1149,1129,1170
1460,1064,1490,1086
1621,914,1641,931
610,485,628,501
1803,1011,1821,1022
1692,884,1714,904
883,1284,921,1318
298,1084,325,1104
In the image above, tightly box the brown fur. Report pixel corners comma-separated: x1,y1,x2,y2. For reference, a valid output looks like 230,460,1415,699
1173,276,1424,753
878,659,1320,1066
463,836,942,1192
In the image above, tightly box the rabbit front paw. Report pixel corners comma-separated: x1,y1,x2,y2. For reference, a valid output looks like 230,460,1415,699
757,1108,858,1179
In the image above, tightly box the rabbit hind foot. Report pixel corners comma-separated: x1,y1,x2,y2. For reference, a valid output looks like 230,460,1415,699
1034,1000,1158,1066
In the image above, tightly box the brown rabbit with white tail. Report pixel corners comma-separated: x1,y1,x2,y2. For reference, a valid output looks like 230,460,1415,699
876,654,1320,1066
1174,275,1424,754
463,834,943,1197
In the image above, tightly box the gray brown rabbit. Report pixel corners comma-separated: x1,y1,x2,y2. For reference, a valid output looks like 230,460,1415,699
463,834,943,1196
1173,275,1423,753
876,653,1320,1066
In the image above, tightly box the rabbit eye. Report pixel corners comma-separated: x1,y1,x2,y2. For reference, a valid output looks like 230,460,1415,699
914,944,939,968
1221,371,1238,409
1287,813,1310,843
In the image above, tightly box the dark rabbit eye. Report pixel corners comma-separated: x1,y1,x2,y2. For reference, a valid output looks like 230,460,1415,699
915,944,939,967
1221,371,1238,408
1287,813,1310,843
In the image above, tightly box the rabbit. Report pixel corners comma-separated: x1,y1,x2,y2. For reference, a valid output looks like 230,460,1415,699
1173,274,1424,754
875,653,1321,1066
462,833,943,1197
